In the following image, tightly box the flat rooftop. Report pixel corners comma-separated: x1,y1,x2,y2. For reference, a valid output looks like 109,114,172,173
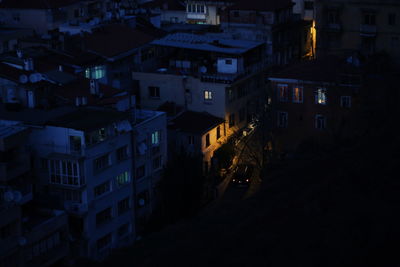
152,33,263,55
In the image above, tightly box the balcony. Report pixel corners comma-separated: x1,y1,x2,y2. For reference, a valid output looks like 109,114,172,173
360,24,377,36
64,202,88,216
0,154,31,181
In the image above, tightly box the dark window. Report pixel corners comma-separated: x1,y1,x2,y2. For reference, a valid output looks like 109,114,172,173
137,190,149,208
229,113,235,128
278,112,288,128
136,165,145,179
216,126,221,140
363,13,376,25
388,13,396,25
97,233,111,251
238,87,246,98
315,115,326,129
328,10,339,24
233,11,239,17
94,181,111,198
118,197,130,215
225,59,232,65
96,207,112,226
188,135,195,145
205,133,210,147
116,146,128,161
304,1,314,10
118,223,129,238
94,154,110,172
153,156,162,170
148,86,160,98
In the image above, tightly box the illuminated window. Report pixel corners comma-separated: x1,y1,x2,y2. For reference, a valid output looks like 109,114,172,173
151,130,161,145
204,90,212,101
340,96,351,108
116,171,130,186
292,87,303,103
315,88,327,105
85,65,105,79
278,84,289,102
315,114,326,129
277,112,288,128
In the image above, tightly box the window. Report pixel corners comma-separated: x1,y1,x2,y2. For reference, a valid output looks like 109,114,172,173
97,233,111,251
94,154,110,172
118,197,130,215
225,59,232,65
148,86,160,98
363,13,376,25
136,165,145,179
205,133,210,147
204,90,212,101
388,13,396,25
49,159,82,186
229,113,235,128
238,87,246,98
239,108,246,122
94,181,111,198
85,65,105,79
292,87,303,103
315,114,326,129
96,207,112,226
116,146,128,161
227,88,235,102
278,84,289,102
118,223,130,238
233,11,239,17
188,135,195,145
69,136,81,152
216,126,221,140
137,191,149,208
153,156,162,170
12,13,20,21
340,96,351,108
151,130,161,145
392,36,400,48
85,128,108,146
304,1,314,10
328,10,339,24
315,88,327,105
59,189,82,203
116,171,130,186
278,112,288,128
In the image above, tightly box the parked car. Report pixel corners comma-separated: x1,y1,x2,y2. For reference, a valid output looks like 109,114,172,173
232,164,254,186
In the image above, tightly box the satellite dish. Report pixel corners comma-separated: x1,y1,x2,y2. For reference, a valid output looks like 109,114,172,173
13,191,22,203
19,75,28,84
3,191,14,202
29,73,41,83
199,66,207,73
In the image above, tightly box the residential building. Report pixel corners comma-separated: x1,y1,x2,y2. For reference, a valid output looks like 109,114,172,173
268,56,362,152
168,111,225,172
315,0,400,63
292,0,315,21
140,0,187,24
132,32,266,139
0,120,69,267
0,107,136,260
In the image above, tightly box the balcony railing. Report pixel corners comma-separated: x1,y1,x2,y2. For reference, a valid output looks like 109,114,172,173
360,24,377,36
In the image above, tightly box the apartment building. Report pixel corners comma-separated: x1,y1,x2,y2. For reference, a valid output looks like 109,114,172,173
133,32,266,139
0,120,69,267
315,0,400,63
269,56,362,152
